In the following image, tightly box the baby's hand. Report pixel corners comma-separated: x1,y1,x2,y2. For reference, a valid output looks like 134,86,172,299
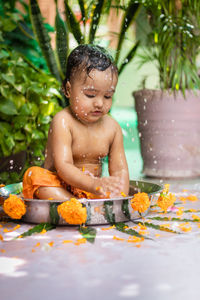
94,176,124,198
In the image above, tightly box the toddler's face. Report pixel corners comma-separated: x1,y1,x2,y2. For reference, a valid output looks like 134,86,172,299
68,67,118,124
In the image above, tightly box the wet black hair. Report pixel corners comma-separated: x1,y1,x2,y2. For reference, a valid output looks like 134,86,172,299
63,44,118,92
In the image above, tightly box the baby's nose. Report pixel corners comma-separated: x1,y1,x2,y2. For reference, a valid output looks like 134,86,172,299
94,97,103,107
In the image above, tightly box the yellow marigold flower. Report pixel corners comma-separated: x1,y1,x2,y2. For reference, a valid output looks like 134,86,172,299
131,192,150,213
121,192,126,197
113,235,125,241
186,195,198,202
179,196,186,203
57,198,87,225
62,240,73,244
176,207,183,216
157,193,176,213
3,194,26,219
192,214,200,221
13,224,21,231
138,223,147,230
35,242,40,247
163,184,170,194
74,238,87,245
179,224,192,232
40,229,46,234
127,236,144,243
101,225,115,231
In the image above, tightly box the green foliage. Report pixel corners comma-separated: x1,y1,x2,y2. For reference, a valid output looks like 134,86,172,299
0,0,48,71
17,222,56,238
28,0,141,79
79,226,97,243
139,0,200,92
0,44,62,183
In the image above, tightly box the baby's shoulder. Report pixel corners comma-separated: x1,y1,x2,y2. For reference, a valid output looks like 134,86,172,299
51,107,72,125
103,114,121,131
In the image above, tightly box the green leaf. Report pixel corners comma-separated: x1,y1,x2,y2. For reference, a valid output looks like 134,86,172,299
64,0,84,44
104,201,115,224
118,41,140,75
115,1,141,64
50,203,60,225
134,221,181,235
79,226,97,243
78,0,86,26
0,99,18,115
29,0,62,82
88,0,105,44
17,222,56,238
55,6,69,77
31,129,45,140
149,216,200,223
115,222,151,240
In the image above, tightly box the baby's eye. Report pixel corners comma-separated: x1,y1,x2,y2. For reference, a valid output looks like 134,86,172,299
104,95,112,99
86,94,95,98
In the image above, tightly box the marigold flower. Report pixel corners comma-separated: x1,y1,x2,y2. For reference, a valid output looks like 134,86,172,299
186,195,198,202
57,198,87,225
74,238,87,245
121,192,126,197
0,234,3,242
131,192,150,213
113,235,125,241
192,214,200,221
62,240,73,244
3,194,26,219
0,249,5,253
157,192,176,213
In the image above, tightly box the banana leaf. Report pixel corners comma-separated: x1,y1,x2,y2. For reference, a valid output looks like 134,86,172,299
29,0,62,82
64,0,84,44
88,0,105,44
55,6,69,78
115,1,141,64
118,40,140,75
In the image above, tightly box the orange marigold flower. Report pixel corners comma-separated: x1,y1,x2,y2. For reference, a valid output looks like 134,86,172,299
0,234,3,242
131,192,150,213
48,241,54,247
127,236,144,243
3,194,26,219
0,184,5,188
57,198,87,225
0,249,6,253
157,193,176,213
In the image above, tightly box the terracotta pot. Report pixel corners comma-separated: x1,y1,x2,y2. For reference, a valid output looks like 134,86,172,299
133,89,200,178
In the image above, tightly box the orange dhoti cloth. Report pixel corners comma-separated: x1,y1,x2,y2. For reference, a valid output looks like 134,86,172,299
23,166,100,199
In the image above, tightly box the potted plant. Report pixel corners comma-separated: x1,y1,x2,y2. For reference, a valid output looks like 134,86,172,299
133,0,200,178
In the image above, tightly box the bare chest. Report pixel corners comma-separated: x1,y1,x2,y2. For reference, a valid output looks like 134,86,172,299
72,127,112,162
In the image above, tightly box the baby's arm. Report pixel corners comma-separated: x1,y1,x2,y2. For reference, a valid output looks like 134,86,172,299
107,120,129,196
50,113,106,195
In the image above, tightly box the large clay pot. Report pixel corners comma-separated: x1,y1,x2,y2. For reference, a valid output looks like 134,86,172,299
133,89,200,178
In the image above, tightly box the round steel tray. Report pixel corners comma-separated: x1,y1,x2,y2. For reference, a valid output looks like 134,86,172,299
0,180,162,225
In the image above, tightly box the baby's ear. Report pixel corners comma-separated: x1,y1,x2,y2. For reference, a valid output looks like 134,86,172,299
63,81,71,98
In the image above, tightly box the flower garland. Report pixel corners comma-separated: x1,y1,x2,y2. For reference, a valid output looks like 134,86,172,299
131,192,150,213
57,198,87,225
3,194,26,219
157,184,176,212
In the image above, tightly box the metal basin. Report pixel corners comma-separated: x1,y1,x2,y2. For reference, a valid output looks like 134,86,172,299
0,180,162,225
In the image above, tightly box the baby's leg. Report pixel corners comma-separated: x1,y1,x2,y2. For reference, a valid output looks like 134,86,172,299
35,186,74,200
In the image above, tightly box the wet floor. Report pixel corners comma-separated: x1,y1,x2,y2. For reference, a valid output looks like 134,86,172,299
1,177,200,300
